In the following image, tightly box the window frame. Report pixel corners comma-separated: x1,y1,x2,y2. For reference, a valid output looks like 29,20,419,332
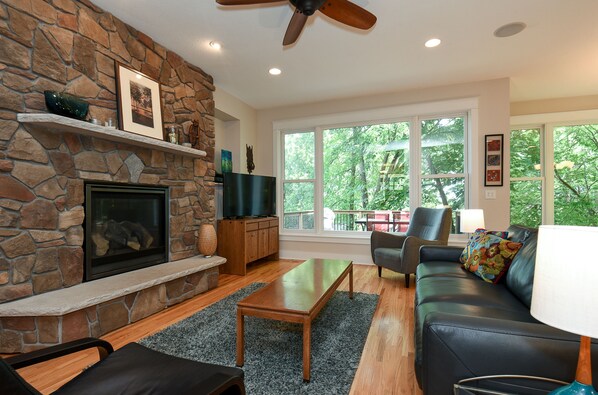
274,97,478,238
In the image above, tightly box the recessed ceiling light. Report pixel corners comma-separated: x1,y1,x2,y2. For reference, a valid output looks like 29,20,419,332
494,22,526,38
209,41,222,50
268,68,282,76
424,38,441,48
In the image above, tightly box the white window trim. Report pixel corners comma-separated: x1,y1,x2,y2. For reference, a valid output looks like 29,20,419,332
410,116,421,209
273,98,478,131
274,97,479,240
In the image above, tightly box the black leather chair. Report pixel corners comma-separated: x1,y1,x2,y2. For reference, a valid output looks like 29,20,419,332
370,207,453,287
1,337,245,395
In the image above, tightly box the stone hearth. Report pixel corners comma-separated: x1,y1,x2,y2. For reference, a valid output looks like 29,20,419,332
0,256,223,353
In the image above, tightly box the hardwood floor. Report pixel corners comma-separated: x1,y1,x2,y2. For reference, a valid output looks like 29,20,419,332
11,259,423,395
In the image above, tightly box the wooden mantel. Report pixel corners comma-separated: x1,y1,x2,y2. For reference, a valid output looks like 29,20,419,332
17,113,207,158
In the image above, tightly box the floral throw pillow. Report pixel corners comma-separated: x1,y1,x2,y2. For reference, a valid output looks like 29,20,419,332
459,228,509,264
461,233,523,283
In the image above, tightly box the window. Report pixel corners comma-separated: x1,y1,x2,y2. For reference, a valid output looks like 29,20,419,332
510,128,543,227
281,114,467,233
552,124,597,225
420,117,466,212
322,122,410,231
510,123,597,226
282,131,315,230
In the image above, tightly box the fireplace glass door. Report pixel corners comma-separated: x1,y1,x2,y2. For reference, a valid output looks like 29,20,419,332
85,183,169,281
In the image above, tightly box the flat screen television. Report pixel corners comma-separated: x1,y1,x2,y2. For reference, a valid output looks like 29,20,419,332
222,172,276,218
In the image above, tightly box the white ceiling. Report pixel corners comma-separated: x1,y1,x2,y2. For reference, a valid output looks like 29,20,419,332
92,0,598,110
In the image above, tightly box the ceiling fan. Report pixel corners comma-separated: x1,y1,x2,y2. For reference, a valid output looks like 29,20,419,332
216,0,377,46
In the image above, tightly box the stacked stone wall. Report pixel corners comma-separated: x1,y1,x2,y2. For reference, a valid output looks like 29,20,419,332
0,0,217,304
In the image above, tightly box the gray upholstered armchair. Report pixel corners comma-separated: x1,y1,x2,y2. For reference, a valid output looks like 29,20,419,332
370,207,453,287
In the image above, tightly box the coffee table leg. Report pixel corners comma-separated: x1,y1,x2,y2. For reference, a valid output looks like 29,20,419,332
349,264,353,299
236,309,244,367
303,318,311,381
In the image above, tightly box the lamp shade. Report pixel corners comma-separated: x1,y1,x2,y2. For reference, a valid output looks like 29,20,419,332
460,209,485,233
531,225,598,339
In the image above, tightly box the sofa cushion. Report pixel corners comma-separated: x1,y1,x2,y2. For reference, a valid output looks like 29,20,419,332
416,261,470,280
420,245,464,264
414,301,538,372
461,233,523,283
415,274,531,312
505,226,539,308
506,224,535,244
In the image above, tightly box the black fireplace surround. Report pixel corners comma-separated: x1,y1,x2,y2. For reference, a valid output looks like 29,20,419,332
84,183,170,281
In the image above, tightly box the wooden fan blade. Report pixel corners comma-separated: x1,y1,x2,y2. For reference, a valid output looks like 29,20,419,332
283,11,308,46
319,0,376,30
216,0,284,5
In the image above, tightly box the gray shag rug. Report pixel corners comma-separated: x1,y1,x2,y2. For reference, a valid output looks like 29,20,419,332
139,283,379,394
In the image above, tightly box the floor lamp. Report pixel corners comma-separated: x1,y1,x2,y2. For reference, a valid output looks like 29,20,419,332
531,225,597,394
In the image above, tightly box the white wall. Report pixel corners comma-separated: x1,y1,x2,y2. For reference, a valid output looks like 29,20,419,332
214,117,241,173
511,94,598,116
256,78,511,263
213,87,258,175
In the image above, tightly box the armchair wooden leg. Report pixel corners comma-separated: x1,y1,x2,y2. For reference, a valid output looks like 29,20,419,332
405,273,410,288
377,266,382,277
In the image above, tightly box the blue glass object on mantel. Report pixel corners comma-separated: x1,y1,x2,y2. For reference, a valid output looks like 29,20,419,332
44,90,89,121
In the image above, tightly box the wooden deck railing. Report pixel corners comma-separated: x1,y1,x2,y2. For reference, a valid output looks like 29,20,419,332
283,210,410,232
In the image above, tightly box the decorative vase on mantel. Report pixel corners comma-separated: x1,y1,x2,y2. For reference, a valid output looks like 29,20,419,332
198,223,217,257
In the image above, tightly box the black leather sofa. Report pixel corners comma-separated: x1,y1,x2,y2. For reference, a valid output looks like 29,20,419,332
415,225,598,394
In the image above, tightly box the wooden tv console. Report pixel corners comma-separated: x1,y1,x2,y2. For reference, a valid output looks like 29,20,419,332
217,217,279,275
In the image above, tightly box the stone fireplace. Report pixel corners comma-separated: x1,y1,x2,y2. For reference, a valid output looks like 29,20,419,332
85,183,169,281
0,0,224,352
0,115,225,353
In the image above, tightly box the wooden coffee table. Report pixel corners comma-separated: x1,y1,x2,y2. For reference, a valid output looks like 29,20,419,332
236,258,353,381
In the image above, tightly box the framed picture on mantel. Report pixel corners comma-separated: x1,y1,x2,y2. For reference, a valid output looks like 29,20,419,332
484,134,503,186
115,62,164,140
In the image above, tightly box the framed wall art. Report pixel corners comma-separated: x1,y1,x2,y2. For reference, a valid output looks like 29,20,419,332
484,134,503,186
115,62,164,140
221,149,232,173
